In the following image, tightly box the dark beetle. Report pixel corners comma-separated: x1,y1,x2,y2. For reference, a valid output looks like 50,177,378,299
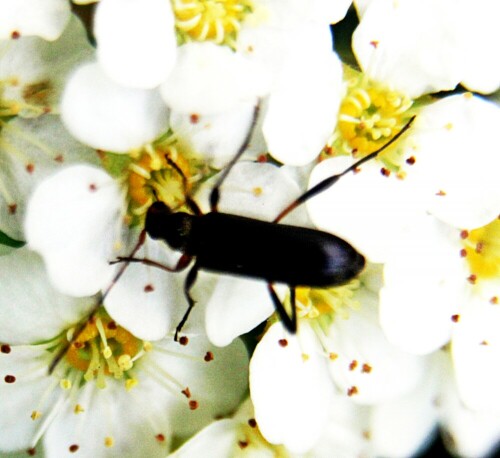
133,107,416,340
146,205,365,288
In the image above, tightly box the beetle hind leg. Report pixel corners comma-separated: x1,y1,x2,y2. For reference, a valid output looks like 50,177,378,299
175,263,200,342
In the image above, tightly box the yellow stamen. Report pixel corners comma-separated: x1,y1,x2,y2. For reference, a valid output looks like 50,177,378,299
463,217,500,281
172,0,253,46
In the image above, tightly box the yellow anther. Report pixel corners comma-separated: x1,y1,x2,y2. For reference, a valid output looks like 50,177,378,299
118,354,133,371
74,404,85,414
104,437,114,448
125,378,139,391
102,346,112,359
31,410,42,420
60,379,72,390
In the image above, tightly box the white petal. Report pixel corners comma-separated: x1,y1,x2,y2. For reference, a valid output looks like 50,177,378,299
369,355,439,457
205,276,274,347
311,395,371,458
454,0,500,94
0,0,70,41
105,239,186,341
307,156,427,263
215,162,304,224
61,62,170,152
353,0,462,97
0,114,98,240
0,15,94,116
94,0,177,88
437,350,500,458
161,42,268,115
452,300,500,412
151,335,250,438
24,165,122,296
380,215,466,354
169,419,239,457
0,248,93,344
250,322,333,453
408,94,500,229
0,345,60,451
169,102,258,168
309,0,353,24
43,380,173,458
263,26,343,166
327,291,427,404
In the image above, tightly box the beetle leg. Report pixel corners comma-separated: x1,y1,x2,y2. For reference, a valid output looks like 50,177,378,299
267,283,297,333
110,253,192,273
175,263,200,341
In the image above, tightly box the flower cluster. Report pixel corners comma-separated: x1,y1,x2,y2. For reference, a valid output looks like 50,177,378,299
1,1,500,457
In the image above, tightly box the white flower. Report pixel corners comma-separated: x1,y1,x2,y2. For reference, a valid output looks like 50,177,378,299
0,248,249,456
378,208,500,417
0,15,95,240
0,14,93,118
92,0,347,165
307,92,500,263
353,0,500,95
0,0,71,41
249,268,429,453
169,369,438,458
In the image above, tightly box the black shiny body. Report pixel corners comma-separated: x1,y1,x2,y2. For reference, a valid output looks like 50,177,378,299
145,204,365,287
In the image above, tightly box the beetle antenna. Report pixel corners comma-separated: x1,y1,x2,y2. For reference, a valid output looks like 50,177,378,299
209,100,261,212
164,154,203,216
273,115,416,223
48,230,147,374
150,187,159,202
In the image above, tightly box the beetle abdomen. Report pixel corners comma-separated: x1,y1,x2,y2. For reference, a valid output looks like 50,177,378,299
191,213,365,287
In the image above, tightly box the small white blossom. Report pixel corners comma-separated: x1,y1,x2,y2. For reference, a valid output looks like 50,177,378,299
249,269,429,453
0,0,71,41
0,249,249,456
353,0,500,95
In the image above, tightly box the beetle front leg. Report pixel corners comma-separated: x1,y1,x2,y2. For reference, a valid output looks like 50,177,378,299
110,253,192,273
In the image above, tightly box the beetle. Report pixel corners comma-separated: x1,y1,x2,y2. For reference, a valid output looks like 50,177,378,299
117,104,416,341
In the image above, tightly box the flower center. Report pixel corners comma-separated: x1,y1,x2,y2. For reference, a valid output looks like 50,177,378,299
0,77,52,119
100,133,211,226
461,217,500,283
290,280,361,329
172,0,254,46
328,69,416,169
64,314,142,389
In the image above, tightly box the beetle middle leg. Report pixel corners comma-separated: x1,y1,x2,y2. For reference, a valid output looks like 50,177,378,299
267,283,297,333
